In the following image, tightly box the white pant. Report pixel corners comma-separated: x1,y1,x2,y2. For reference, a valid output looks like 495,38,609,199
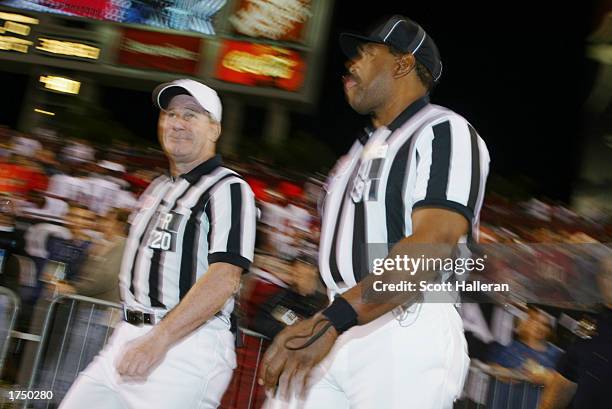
59,318,236,409
264,303,470,409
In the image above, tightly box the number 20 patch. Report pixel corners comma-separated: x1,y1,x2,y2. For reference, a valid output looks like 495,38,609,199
148,211,182,252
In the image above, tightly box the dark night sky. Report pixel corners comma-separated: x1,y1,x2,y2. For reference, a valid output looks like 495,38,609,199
0,1,603,203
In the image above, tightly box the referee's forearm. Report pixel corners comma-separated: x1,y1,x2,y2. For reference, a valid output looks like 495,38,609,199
151,262,242,347
340,232,457,325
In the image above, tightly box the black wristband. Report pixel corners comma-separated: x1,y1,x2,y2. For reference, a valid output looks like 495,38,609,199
322,297,358,334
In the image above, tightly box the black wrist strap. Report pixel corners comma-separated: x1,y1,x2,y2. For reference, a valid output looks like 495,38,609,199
322,297,358,334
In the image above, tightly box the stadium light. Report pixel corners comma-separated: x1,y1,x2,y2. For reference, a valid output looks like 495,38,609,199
36,38,100,60
0,35,32,53
0,12,38,25
34,108,55,116
39,75,81,95
3,21,30,36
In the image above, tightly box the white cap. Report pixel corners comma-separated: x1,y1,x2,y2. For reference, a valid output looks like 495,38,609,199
98,160,125,173
153,79,222,122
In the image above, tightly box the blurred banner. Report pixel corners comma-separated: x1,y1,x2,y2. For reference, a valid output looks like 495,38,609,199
216,40,305,91
0,0,227,35
117,27,201,74
34,36,100,62
229,0,311,42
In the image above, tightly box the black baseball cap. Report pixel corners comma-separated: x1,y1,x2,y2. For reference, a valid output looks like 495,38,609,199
339,15,443,83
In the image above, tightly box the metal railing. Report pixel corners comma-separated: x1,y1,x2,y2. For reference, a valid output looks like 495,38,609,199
0,287,20,375
456,361,544,409
20,294,272,409
23,294,121,409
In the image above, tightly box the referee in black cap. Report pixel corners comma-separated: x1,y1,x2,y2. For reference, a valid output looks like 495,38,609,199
259,15,490,409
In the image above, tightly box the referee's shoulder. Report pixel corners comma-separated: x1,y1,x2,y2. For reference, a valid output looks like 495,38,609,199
138,172,171,197
426,104,474,129
209,166,255,194
418,104,487,145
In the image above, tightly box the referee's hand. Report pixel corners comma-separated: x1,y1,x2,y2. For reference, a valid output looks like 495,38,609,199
258,313,338,400
115,330,171,381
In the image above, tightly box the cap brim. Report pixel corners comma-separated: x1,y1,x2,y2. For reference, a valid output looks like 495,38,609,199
339,33,385,59
152,83,191,110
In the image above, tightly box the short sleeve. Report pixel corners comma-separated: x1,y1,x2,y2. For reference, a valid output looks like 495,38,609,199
411,116,489,224
206,180,257,270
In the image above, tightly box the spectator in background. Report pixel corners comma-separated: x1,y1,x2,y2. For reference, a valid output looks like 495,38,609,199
0,196,23,292
487,306,563,409
245,173,268,202
87,161,127,216
46,163,92,207
539,256,612,409
44,204,96,283
122,167,157,196
19,189,69,222
11,133,42,158
53,208,129,302
37,148,62,177
0,154,48,197
285,193,311,233
22,220,71,308
60,139,95,165
260,189,291,256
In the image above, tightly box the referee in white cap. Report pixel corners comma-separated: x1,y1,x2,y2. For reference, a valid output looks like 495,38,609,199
260,15,490,409
60,79,257,409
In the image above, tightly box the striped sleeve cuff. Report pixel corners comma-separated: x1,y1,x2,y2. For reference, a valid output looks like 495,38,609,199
208,252,252,271
412,199,474,224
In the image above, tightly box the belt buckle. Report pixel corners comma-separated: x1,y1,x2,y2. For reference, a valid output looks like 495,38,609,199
123,306,144,326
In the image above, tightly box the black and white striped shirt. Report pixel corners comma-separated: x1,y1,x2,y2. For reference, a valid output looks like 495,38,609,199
119,155,256,314
319,96,490,292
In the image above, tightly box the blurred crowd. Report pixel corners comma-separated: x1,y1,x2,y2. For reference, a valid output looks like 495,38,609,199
0,125,610,408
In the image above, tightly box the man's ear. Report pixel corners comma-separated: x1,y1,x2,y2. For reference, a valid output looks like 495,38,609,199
395,53,416,78
209,121,222,143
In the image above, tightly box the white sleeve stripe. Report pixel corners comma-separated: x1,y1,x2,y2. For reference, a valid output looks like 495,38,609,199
208,182,231,253
207,180,256,260
240,183,257,261
446,119,473,206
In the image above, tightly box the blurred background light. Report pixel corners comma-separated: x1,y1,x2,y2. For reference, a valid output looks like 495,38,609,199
33,108,54,116
38,75,81,95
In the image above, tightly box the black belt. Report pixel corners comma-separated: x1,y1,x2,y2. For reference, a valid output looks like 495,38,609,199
123,308,159,326
123,307,229,327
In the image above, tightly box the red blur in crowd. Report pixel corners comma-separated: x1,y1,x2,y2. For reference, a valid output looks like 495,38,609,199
0,158,48,196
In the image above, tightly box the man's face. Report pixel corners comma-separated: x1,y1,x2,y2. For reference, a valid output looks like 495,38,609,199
158,94,218,165
519,310,551,341
343,43,397,115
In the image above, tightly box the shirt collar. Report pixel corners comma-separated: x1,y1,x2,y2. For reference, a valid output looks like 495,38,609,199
356,95,430,145
177,154,223,184
357,126,373,145
386,94,430,131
